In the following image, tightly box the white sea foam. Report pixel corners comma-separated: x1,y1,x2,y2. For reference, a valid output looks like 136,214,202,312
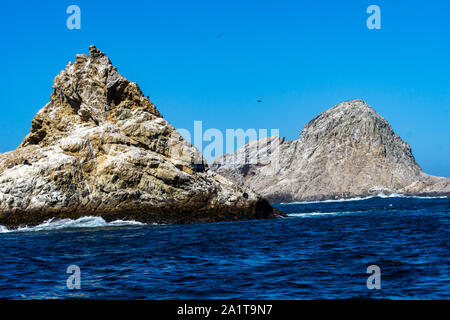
288,211,364,218
288,212,343,218
280,193,448,205
282,196,373,205
0,216,146,233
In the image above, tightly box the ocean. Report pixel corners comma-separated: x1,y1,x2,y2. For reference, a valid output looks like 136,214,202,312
0,195,449,299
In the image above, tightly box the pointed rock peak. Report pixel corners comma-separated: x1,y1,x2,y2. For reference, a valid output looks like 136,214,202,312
89,45,106,58
1,47,280,228
71,45,113,74
20,46,161,147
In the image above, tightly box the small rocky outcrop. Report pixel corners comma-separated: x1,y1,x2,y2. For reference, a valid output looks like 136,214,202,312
211,99,450,202
0,46,281,228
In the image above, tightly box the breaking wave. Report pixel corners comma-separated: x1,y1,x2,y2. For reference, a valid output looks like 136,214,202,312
281,193,448,205
0,216,146,233
287,211,365,218
288,211,342,218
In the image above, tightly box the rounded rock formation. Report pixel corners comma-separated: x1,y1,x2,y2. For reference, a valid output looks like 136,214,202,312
211,99,450,202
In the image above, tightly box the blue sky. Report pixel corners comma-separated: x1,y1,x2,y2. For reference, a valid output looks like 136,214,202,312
0,0,449,176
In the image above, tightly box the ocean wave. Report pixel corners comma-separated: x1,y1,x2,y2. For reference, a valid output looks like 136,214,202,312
282,196,374,205
287,211,364,218
0,216,146,233
280,193,448,205
288,212,343,218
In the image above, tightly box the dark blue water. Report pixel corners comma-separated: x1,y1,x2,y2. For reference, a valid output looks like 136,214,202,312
0,196,449,299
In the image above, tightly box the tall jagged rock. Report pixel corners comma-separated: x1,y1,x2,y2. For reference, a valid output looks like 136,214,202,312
211,99,450,202
0,46,280,227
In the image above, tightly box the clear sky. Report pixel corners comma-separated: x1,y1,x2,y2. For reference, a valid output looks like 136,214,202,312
0,0,449,176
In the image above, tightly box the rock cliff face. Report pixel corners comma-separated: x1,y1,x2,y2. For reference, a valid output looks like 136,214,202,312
0,46,279,228
211,100,450,202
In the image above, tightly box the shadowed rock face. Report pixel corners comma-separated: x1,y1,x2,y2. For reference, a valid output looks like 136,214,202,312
0,46,281,228
211,99,450,202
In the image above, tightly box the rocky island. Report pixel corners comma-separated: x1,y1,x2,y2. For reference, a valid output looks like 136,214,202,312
0,46,280,228
211,99,450,202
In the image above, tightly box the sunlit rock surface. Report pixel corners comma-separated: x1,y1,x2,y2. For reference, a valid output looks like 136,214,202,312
0,46,280,227
211,100,450,202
